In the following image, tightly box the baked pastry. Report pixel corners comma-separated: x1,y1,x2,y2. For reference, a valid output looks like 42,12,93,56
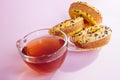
49,1,112,50
49,17,84,36
69,1,102,27
71,25,112,49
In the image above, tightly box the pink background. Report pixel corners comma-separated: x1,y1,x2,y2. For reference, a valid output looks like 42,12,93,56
0,0,120,80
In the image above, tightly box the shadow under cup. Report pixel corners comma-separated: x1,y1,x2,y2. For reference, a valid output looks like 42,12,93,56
16,29,68,74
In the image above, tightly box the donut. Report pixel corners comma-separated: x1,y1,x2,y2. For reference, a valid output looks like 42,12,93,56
49,17,84,36
69,1,102,27
71,25,112,49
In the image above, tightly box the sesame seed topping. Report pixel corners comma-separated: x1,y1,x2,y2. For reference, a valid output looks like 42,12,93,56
95,34,98,37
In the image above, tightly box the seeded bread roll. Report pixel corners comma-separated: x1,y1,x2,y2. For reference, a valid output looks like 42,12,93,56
71,25,112,49
69,1,102,27
49,17,84,36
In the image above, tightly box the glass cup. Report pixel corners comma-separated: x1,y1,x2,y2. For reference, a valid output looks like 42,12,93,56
16,28,68,74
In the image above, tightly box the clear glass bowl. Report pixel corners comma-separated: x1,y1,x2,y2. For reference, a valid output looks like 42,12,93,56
16,28,68,74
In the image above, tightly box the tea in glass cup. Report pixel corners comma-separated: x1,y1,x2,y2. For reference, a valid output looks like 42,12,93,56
16,28,68,74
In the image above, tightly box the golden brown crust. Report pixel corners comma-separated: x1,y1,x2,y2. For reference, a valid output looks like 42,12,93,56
71,25,112,49
59,19,84,35
69,1,102,27
73,34,111,49
49,17,84,36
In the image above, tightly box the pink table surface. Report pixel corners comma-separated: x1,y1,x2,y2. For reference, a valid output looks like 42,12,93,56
0,0,120,80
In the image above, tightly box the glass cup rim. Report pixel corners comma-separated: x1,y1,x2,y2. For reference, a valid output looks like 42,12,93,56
16,28,68,59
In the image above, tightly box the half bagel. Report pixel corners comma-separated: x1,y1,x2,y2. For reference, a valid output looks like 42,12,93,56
69,1,102,27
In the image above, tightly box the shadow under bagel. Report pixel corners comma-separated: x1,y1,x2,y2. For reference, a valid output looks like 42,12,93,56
59,49,101,72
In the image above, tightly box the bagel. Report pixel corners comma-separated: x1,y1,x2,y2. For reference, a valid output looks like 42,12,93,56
49,17,84,36
69,1,102,27
71,25,112,49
